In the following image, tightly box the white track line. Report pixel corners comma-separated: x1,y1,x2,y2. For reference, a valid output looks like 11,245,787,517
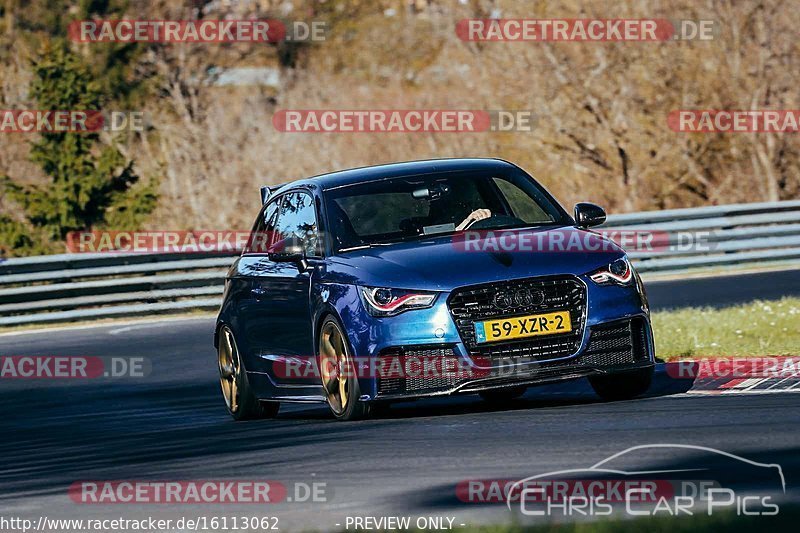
0,315,212,338
690,388,800,395
766,376,797,390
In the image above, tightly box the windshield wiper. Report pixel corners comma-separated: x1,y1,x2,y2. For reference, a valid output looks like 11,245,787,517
338,242,393,253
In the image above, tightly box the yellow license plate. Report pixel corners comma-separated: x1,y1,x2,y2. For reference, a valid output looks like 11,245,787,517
474,311,572,344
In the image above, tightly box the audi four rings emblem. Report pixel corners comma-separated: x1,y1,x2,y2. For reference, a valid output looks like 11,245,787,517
493,289,545,309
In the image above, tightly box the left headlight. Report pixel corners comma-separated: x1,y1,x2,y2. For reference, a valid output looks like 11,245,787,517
589,257,634,286
358,286,438,317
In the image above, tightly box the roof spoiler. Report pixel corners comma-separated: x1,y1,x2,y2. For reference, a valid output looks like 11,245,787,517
260,184,286,204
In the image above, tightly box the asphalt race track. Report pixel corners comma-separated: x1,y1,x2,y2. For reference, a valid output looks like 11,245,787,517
1,270,799,530
645,268,800,310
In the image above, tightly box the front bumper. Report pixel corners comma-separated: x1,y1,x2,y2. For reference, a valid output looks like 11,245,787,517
334,273,654,401
370,316,654,400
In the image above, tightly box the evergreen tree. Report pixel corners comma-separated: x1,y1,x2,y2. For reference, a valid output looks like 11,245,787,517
2,40,156,252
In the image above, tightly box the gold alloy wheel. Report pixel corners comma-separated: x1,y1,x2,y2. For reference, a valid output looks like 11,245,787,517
218,327,240,414
319,320,351,416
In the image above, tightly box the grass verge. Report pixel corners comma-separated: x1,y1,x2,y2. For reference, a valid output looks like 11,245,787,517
652,297,800,360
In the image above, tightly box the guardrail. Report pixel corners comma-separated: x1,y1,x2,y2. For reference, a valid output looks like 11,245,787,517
603,200,800,272
1,201,799,326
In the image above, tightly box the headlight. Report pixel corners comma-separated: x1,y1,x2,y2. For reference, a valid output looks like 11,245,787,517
589,257,634,286
358,286,437,317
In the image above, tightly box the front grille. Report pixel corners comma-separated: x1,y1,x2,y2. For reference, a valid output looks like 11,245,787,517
580,318,649,367
447,276,586,361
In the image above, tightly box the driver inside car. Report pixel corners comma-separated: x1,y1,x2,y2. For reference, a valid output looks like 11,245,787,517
455,207,492,230
425,181,492,231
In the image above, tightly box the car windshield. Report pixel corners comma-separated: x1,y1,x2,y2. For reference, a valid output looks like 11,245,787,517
324,169,569,252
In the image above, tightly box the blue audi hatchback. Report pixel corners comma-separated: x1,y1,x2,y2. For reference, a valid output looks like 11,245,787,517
215,159,655,420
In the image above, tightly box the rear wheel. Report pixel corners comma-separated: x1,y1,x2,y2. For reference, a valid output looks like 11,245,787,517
319,316,371,421
479,386,527,403
589,367,653,401
218,325,280,420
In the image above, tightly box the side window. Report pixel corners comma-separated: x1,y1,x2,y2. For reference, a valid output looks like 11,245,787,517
244,197,281,254
271,192,320,256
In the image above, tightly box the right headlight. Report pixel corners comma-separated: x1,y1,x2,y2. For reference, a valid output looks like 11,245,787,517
358,286,437,317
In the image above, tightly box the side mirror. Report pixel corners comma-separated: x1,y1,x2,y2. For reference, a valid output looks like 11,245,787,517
268,236,308,270
574,202,606,229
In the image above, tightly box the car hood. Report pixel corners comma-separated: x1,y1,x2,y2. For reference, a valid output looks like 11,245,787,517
323,226,625,291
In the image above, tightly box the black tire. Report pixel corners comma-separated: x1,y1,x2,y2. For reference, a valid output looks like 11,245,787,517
479,385,527,403
589,366,654,401
335,380,371,421
218,325,280,421
318,316,371,421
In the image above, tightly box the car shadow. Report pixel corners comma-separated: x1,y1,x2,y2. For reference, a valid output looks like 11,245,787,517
335,362,698,421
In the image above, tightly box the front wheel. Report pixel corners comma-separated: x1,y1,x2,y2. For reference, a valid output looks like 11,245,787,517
218,325,280,420
319,316,371,421
589,367,653,401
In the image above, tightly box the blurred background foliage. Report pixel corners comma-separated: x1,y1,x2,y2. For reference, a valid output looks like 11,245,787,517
1,0,799,256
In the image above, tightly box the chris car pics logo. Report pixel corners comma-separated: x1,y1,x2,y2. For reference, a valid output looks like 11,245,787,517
505,444,784,517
